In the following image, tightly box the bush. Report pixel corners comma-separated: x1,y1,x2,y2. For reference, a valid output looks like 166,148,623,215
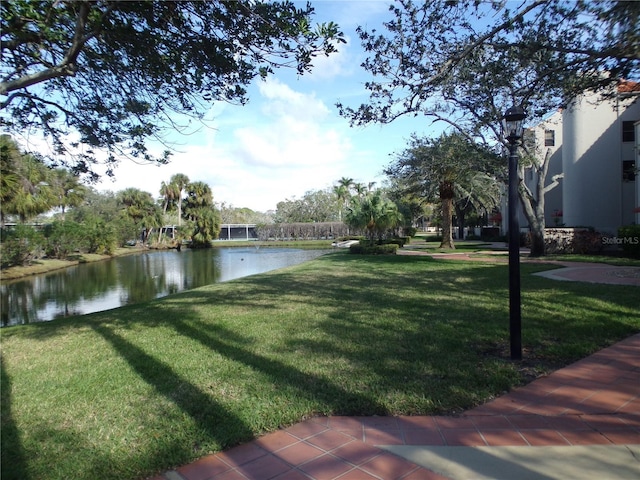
404,227,417,237
85,220,117,254
617,225,640,258
349,242,398,255
425,235,442,242
383,237,407,247
544,227,602,254
337,235,364,242
0,224,45,267
44,221,86,259
114,216,139,247
573,230,603,254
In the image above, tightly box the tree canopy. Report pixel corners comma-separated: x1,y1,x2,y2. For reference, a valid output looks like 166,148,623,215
1,0,344,179
387,133,501,248
339,0,639,140
274,188,340,223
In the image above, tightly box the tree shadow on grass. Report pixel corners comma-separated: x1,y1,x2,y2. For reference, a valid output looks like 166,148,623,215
1,356,29,480
89,324,257,469
168,319,388,415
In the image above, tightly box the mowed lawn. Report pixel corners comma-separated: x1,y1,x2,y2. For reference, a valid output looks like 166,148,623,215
2,252,639,480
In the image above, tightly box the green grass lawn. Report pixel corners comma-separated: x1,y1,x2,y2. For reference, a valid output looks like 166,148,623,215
2,253,639,480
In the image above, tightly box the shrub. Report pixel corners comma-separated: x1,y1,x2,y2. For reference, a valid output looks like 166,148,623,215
617,225,640,258
85,220,117,254
573,230,603,254
425,235,442,242
0,224,45,267
349,242,398,255
404,227,417,237
337,235,364,242
544,227,602,254
383,238,407,247
44,221,86,259
114,216,139,247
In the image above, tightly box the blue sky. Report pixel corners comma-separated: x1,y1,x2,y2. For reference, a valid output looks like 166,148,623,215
95,1,445,212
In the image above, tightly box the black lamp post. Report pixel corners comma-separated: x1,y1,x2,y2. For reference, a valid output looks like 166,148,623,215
504,105,526,361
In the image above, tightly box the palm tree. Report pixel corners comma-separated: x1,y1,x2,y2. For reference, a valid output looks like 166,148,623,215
454,172,501,239
169,173,190,226
353,182,367,197
332,185,349,222
183,181,213,216
332,177,354,222
50,168,87,220
159,181,178,216
158,180,180,243
1,135,23,226
345,190,402,243
0,136,54,223
182,181,220,247
337,176,353,191
387,132,501,249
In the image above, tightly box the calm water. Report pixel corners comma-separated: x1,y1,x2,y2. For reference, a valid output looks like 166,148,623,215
1,247,329,327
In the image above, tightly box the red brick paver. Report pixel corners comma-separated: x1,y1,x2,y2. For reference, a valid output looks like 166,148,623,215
154,333,639,480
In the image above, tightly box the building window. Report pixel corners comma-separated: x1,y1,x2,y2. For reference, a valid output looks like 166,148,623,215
622,121,635,142
623,160,636,182
544,129,555,146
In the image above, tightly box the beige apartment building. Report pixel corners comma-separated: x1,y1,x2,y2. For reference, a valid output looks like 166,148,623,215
524,81,639,235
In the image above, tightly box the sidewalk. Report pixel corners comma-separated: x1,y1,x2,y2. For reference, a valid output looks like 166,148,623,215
151,334,639,480
531,261,640,286
399,247,640,287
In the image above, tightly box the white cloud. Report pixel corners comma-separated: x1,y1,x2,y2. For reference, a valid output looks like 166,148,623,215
96,77,356,211
257,78,331,118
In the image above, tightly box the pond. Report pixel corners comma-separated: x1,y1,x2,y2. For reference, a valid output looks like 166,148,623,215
1,247,330,327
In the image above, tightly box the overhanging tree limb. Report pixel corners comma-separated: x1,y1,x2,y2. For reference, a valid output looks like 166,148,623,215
0,0,344,178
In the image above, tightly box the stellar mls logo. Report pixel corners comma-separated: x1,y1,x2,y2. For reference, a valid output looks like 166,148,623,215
602,236,640,245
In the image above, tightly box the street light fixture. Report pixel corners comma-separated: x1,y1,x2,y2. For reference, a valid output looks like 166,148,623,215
504,106,526,142
504,105,526,361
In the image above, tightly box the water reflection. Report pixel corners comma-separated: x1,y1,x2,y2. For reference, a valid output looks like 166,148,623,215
1,247,328,326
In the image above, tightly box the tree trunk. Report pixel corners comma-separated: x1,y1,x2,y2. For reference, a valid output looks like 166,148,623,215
517,148,560,257
439,182,455,249
529,226,545,257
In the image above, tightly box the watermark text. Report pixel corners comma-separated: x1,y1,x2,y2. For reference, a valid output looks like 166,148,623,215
602,236,640,245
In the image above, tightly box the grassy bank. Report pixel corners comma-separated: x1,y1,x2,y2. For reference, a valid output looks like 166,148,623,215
0,247,143,281
1,253,639,480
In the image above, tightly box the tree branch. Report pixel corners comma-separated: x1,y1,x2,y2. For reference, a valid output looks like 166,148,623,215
0,2,114,97
413,0,548,89
543,173,564,194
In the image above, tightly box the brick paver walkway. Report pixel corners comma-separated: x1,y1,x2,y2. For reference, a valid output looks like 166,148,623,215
150,333,639,480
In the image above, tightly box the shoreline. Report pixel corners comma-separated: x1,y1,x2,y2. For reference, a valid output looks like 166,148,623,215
0,246,147,282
